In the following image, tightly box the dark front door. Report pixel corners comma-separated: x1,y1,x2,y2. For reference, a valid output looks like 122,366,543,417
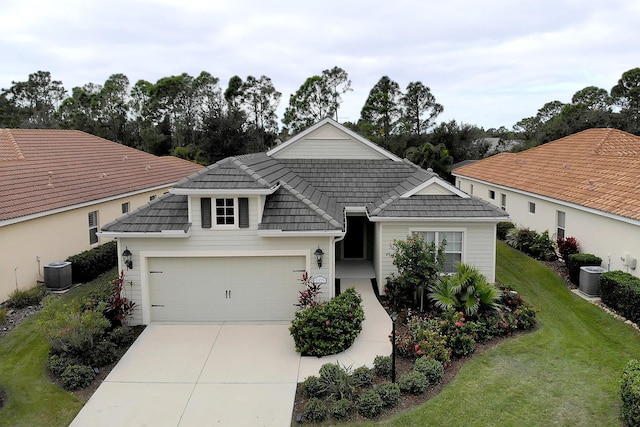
344,216,365,259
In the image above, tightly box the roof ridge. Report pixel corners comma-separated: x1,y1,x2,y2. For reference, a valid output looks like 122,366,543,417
1,129,26,161
231,156,273,188
278,180,342,229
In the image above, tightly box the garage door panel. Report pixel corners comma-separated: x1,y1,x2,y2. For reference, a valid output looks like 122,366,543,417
148,256,306,322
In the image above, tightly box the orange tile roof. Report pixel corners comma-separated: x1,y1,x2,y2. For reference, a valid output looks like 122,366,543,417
454,128,640,222
0,129,205,222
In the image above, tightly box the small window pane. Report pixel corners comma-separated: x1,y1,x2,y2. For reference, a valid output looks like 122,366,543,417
122,202,130,214
489,190,495,199
529,202,536,214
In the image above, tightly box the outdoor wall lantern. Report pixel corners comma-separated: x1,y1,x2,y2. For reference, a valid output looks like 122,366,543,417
314,247,324,268
122,247,133,270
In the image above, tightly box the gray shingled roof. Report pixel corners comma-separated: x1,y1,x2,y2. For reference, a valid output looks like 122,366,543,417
102,193,190,233
372,195,508,218
102,154,506,234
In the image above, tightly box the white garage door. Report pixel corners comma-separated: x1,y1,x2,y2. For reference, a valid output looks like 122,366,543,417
148,256,306,322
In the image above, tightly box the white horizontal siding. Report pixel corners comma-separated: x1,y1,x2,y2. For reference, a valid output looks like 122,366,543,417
118,232,334,325
377,221,497,291
274,139,388,160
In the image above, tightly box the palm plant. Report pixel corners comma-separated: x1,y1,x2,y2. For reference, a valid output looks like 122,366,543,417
428,263,501,316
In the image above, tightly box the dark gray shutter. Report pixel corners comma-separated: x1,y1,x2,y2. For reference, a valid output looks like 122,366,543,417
201,197,212,229
238,197,249,228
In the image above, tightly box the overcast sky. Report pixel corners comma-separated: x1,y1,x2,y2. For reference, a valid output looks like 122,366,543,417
1,0,638,130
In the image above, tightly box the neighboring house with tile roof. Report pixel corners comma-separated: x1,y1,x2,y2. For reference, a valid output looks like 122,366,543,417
0,129,204,302
101,118,507,325
453,128,640,277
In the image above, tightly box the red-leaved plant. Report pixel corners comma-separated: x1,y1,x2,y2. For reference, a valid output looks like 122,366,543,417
295,272,322,310
556,236,579,264
106,271,136,326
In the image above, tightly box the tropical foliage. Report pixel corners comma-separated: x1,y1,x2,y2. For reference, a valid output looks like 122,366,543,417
428,263,501,316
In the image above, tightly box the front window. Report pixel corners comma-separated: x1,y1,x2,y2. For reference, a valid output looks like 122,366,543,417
500,193,507,210
418,231,463,273
489,190,495,200
88,211,99,244
122,202,130,214
215,198,235,225
528,202,536,214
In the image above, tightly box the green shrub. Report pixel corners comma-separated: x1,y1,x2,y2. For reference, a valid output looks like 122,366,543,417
506,228,556,261
351,366,374,388
46,353,79,378
38,300,110,356
413,329,451,366
85,340,119,367
319,363,354,401
414,357,444,386
60,364,96,391
0,308,6,324
108,326,136,347
567,253,602,285
496,221,514,240
375,382,401,408
329,398,353,421
386,234,445,311
289,288,364,357
302,397,327,423
301,375,325,399
7,285,46,308
356,390,384,419
621,359,640,426
399,371,429,395
497,287,538,330
601,271,640,324
373,355,393,379
66,240,117,284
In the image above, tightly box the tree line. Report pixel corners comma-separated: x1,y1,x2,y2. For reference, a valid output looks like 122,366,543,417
1,66,638,176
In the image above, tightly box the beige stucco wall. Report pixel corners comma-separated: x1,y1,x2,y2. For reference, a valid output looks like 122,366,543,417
456,176,640,277
0,188,169,303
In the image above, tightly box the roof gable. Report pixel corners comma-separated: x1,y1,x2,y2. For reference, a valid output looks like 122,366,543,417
401,176,469,198
453,128,640,221
268,118,401,161
0,129,204,223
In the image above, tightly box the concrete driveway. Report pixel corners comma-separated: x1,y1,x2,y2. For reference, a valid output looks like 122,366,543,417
70,323,300,427
70,278,392,427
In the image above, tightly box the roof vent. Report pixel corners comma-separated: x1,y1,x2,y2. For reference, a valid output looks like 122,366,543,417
146,165,151,171
124,155,129,160
47,171,54,188
102,173,107,179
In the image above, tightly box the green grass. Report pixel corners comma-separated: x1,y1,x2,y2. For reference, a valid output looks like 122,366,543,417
0,271,117,427
356,242,640,426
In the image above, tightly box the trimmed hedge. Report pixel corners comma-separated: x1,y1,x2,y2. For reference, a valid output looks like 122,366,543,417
567,253,602,285
289,288,365,357
66,240,117,284
621,359,640,426
600,271,640,325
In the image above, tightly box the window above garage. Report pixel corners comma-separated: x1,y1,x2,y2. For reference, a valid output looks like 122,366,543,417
201,197,249,229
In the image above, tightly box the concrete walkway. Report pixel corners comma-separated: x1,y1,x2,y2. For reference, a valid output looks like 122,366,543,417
70,277,391,427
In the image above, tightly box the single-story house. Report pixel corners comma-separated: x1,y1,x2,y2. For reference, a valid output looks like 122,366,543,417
453,128,640,277
101,118,508,325
0,129,204,302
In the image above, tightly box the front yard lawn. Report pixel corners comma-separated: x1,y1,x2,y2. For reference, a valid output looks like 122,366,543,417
0,270,126,427
357,242,640,426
